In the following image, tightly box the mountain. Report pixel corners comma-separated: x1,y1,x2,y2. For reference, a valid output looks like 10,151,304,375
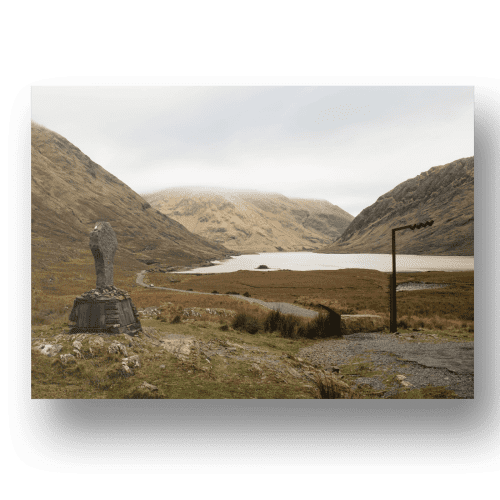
143,187,354,253
31,122,234,270
316,157,474,256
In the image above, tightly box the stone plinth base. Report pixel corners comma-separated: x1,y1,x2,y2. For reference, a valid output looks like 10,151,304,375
68,322,142,336
68,287,142,336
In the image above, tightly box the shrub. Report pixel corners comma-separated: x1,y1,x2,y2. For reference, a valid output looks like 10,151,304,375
243,292,251,297
212,290,219,294
397,317,410,330
219,324,229,331
171,315,182,324
263,310,341,339
459,306,474,321
244,318,260,334
263,310,299,337
278,314,302,338
295,324,307,337
263,310,282,332
231,314,247,330
232,313,261,334
313,313,336,337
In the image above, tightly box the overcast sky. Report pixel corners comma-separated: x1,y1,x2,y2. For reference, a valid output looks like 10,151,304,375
31,86,473,216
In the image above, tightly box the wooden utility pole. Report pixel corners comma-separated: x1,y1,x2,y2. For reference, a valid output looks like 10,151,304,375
390,220,434,333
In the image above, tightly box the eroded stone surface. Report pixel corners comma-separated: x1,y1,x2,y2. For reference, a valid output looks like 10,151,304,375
89,221,117,289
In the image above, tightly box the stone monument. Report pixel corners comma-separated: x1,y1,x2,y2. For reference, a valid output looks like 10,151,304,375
68,222,142,335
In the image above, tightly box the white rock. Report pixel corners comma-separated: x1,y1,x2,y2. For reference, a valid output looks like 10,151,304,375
60,353,76,365
73,349,82,359
122,355,141,368
396,375,406,381
139,382,158,391
108,342,128,356
36,344,63,357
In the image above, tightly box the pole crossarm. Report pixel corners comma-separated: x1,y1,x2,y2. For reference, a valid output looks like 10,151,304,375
392,220,434,233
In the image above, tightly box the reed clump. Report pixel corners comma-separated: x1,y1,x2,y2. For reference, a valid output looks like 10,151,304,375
263,310,342,339
231,313,261,334
230,309,344,339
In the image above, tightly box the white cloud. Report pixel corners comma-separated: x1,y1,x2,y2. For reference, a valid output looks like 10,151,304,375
31,86,474,216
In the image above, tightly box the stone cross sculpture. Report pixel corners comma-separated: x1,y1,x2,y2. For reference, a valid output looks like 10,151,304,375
89,221,117,289
68,221,142,336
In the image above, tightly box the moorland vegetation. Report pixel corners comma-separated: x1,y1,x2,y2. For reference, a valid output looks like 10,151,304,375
31,252,473,399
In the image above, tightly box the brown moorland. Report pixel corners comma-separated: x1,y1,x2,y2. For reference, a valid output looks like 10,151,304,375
30,125,473,399
144,187,354,253
142,268,474,335
32,249,473,399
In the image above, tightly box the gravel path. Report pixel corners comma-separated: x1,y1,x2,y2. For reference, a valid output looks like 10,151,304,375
136,272,447,316
298,332,474,398
136,270,318,318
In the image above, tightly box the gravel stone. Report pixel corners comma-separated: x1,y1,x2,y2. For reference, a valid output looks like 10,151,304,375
298,332,474,399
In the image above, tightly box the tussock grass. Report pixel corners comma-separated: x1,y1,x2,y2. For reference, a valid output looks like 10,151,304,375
145,269,473,335
31,258,473,399
232,313,261,334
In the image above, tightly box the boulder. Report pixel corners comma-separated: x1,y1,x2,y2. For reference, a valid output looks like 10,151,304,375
60,353,76,365
36,344,63,357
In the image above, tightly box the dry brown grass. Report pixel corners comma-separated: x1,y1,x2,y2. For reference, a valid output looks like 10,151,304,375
32,252,474,399
144,269,473,333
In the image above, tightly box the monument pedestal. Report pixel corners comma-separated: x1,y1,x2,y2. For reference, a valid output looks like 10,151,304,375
68,287,142,336
68,221,142,336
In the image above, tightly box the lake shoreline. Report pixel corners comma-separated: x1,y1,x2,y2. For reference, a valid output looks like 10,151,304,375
171,252,474,274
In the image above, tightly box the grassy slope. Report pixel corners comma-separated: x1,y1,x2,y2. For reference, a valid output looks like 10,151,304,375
31,122,234,271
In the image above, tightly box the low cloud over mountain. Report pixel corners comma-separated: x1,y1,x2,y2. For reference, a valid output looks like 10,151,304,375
144,188,354,254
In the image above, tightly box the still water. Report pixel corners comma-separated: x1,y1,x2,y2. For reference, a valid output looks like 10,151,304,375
176,252,474,274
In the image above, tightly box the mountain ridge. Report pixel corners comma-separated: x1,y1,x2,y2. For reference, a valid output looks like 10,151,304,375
143,187,354,253
31,122,234,270
316,157,474,256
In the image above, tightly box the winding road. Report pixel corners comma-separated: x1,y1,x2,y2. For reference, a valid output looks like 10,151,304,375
136,271,446,318
136,270,319,318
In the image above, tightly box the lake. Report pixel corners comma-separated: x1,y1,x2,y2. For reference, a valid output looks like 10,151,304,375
176,252,474,274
